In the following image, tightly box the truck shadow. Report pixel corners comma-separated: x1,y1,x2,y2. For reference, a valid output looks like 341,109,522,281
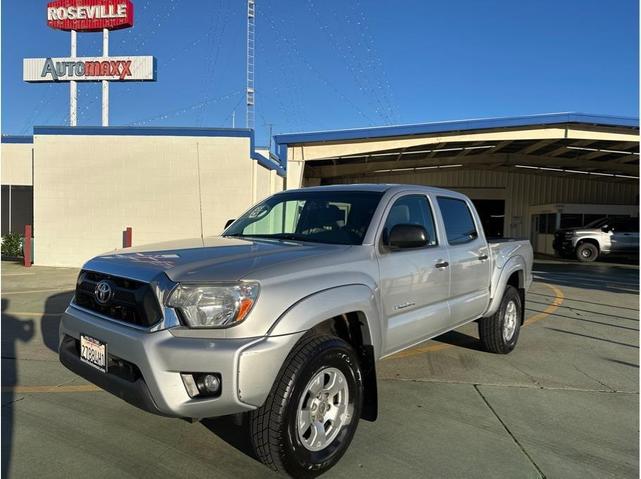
433,329,484,351
41,291,75,354
201,414,260,461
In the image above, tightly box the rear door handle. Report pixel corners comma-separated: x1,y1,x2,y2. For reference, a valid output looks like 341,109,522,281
478,254,488,261
435,261,449,268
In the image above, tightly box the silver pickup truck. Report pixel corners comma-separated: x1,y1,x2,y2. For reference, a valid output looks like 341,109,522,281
553,216,639,262
59,184,532,477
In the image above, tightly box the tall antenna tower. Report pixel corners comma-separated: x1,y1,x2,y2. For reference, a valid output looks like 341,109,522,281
246,0,255,129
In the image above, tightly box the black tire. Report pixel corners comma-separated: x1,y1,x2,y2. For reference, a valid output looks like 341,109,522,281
576,242,599,262
478,285,522,354
250,335,363,478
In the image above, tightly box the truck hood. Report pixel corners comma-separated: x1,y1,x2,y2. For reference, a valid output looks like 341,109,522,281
555,227,600,235
83,236,349,283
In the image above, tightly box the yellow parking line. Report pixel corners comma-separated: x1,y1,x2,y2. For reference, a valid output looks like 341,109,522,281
2,311,63,317
2,288,74,295
523,284,564,326
2,385,101,393
387,283,564,361
386,342,452,360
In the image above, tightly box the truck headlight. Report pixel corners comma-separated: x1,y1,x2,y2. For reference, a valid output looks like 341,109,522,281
167,282,259,328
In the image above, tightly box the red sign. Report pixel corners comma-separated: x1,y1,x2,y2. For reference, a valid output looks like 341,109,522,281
47,0,134,32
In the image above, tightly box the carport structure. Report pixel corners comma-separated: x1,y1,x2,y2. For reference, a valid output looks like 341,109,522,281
275,113,639,240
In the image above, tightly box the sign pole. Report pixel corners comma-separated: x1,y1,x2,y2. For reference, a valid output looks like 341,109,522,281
70,29,77,126
102,28,109,126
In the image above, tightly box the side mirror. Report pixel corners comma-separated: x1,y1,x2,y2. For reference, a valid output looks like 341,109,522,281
388,224,428,249
601,225,611,233
224,219,235,229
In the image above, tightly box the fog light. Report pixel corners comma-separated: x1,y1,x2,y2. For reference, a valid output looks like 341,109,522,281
196,373,221,395
181,373,222,398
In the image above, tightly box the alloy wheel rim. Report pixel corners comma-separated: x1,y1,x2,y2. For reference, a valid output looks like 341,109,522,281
296,367,350,452
503,300,518,342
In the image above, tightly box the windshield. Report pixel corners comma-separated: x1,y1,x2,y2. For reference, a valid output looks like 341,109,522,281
223,190,384,245
583,217,609,228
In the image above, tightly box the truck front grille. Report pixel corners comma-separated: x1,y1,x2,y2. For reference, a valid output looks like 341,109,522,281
74,270,163,328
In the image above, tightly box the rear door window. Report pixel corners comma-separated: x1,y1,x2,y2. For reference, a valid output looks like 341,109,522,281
437,197,479,245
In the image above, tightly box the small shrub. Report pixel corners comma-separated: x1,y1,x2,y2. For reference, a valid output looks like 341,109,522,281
1,232,23,257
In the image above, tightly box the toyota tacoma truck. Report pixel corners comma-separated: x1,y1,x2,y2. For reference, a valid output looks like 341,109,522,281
60,184,533,477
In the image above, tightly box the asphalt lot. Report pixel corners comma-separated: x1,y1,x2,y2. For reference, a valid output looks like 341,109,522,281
1,257,638,478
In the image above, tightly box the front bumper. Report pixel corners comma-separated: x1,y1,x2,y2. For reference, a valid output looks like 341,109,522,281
59,305,303,419
552,236,574,253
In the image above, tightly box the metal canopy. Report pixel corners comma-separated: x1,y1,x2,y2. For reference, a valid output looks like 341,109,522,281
276,113,639,182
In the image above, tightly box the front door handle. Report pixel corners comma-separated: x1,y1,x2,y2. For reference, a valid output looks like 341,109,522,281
435,261,449,268
478,254,489,261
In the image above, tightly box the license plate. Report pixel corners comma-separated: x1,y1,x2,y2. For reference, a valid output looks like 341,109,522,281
80,334,107,372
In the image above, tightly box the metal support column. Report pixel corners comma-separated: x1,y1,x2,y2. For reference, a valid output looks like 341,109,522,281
246,0,255,129
70,30,77,126
102,28,110,126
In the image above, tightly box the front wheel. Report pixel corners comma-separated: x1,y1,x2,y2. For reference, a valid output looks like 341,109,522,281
576,242,599,262
478,285,522,354
250,335,363,478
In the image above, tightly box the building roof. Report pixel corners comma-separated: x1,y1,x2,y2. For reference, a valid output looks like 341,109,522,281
274,112,638,146
274,113,639,182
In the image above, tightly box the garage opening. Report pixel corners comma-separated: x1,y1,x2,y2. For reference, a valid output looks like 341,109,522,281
472,199,505,239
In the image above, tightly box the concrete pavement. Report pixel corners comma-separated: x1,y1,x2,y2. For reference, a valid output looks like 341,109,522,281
1,258,638,478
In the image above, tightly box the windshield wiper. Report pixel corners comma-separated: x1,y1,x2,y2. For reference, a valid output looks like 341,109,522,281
223,233,311,242
265,233,311,242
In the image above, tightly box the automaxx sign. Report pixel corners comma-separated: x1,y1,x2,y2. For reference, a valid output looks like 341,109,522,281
24,56,155,82
23,0,155,125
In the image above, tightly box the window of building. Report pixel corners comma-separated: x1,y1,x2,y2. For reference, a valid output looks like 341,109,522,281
560,214,583,229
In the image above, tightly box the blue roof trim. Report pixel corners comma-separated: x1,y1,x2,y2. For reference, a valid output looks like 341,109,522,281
31,125,286,176
2,135,33,144
33,125,253,138
252,151,286,177
274,112,639,146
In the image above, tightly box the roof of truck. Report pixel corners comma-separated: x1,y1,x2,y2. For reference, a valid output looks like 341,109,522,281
276,183,466,197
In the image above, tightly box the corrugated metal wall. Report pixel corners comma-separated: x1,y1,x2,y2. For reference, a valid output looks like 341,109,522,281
328,169,638,238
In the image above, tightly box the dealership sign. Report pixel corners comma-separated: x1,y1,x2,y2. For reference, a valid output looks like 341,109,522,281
25,0,149,126
23,56,155,82
47,0,134,32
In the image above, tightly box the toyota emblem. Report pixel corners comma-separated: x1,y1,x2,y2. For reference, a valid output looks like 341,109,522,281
94,280,114,305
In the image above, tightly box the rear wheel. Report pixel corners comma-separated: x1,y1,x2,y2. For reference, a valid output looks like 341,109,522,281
478,285,522,354
576,242,599,262
250,335,363,478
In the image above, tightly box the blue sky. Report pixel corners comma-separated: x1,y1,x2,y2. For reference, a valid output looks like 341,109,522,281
2,0,639,146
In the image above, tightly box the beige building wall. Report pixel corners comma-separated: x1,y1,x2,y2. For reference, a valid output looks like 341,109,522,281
1,143,33,186
34,133,282,267
327,168,638,239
